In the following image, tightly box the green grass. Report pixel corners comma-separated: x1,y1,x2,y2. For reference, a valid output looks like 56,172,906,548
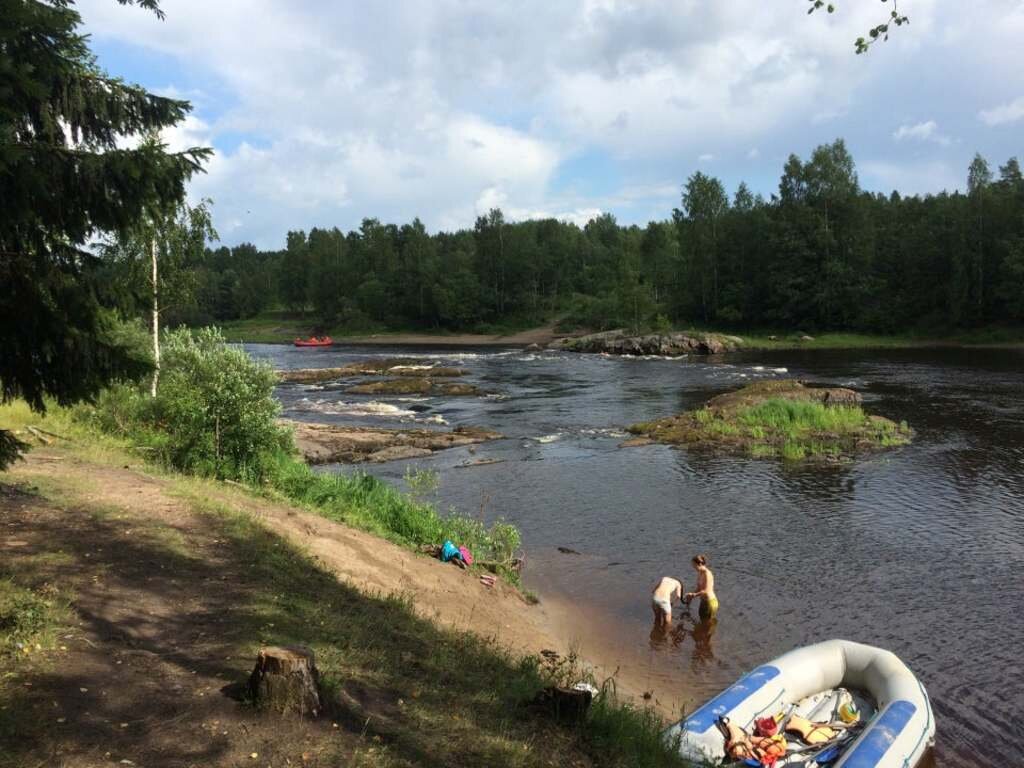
0,578,71,660
736,399,866,434
731,398,910,459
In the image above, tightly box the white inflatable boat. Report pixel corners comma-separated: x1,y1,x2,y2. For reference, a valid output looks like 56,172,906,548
664,639,935,767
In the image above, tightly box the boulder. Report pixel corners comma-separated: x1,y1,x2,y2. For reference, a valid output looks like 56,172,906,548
367,446,434,463
286,421,503,465
556,329,741,357
345,378,432,395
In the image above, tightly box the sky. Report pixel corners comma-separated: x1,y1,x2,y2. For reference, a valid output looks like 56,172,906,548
79,0,1024,249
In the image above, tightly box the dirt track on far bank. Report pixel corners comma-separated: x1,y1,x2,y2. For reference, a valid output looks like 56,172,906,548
342,323,564,347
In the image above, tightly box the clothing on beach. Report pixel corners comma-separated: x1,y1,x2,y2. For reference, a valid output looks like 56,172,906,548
699,596,719,621
440,540,460,562
652,596,672,617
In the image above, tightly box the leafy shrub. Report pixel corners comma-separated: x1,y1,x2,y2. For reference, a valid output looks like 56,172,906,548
84,326,290,481
152,327,291,480
0,431,27,472
651,313,673,333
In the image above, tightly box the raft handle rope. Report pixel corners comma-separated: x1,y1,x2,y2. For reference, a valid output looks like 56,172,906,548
900,677,934,768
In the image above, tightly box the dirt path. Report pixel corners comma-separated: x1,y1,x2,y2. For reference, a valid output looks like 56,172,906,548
1,450,677,766
342,322,565,347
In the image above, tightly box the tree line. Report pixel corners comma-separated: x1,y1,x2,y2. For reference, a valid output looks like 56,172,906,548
148,139,1023,335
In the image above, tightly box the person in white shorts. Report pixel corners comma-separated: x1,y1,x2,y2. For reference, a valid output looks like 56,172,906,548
651,575,684,628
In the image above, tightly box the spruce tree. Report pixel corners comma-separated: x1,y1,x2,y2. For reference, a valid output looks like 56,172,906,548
0,0,211,466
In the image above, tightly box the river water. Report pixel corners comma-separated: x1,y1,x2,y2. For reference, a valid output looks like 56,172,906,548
249,343,1024,768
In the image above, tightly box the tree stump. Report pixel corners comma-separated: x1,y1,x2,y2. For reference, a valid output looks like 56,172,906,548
247,645,322,716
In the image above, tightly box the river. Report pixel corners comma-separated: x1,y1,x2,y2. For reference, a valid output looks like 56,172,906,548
249,343,1024,768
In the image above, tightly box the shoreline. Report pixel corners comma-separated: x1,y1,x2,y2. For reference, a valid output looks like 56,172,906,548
228,323,1024,351
3,445,681,720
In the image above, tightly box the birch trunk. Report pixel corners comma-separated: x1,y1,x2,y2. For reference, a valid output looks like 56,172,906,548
150,236,160,398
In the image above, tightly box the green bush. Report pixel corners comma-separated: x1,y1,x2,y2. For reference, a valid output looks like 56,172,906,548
84,326,290,481
153,327,290,480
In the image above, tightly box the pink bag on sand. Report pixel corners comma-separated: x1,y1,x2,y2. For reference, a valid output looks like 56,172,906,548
458,545,474,566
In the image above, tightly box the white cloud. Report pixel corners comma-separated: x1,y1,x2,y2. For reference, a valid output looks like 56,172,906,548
978,96,1024,126
861,160,961,196
892,120,952,146
74,0,1024,246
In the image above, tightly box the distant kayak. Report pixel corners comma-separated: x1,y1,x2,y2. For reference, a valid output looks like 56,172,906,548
664,639,935,767
293,336,333,347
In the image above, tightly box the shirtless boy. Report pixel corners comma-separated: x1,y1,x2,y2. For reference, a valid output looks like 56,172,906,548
651,575,684,628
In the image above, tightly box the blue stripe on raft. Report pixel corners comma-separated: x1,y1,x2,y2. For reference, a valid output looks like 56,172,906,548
840,700,917,768
683,665,780,733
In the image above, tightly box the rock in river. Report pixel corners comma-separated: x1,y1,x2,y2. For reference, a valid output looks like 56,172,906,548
286,421,503,465
554,330,741,356
278,359,466,384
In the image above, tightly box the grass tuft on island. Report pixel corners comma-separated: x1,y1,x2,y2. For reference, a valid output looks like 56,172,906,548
628,380,913,461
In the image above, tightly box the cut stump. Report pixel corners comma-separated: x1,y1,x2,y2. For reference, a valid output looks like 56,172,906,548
248,645,323,716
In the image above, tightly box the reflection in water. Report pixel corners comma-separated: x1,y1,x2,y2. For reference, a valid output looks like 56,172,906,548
689,616,718,668
251,343,1024,768
649,611,718,672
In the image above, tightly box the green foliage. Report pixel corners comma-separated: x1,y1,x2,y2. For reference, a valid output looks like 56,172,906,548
85,327,289,481
0,431,28,472
808,0,910,54
0,0,210,417
0,579,69,659
98,197,218,320
150,327,289,479
404,466,440,502
583,683,688,768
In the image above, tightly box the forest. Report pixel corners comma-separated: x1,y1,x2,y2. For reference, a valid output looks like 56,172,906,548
106,139,1024,336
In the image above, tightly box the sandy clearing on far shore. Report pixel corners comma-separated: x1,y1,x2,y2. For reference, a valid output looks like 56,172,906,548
339,323,566,347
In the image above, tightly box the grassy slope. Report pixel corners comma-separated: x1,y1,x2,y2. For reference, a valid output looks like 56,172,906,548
0,405,688,768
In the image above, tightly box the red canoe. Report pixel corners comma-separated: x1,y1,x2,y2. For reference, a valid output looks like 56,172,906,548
293,336,333,347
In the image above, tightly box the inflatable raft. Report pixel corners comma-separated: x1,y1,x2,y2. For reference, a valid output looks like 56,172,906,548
293,336,333,347
664,639,934,767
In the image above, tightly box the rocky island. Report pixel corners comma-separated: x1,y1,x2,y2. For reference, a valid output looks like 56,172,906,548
278,358,486,397
554,329,743,356
626,379,912,460
286,420,503,464
277,358,467,384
